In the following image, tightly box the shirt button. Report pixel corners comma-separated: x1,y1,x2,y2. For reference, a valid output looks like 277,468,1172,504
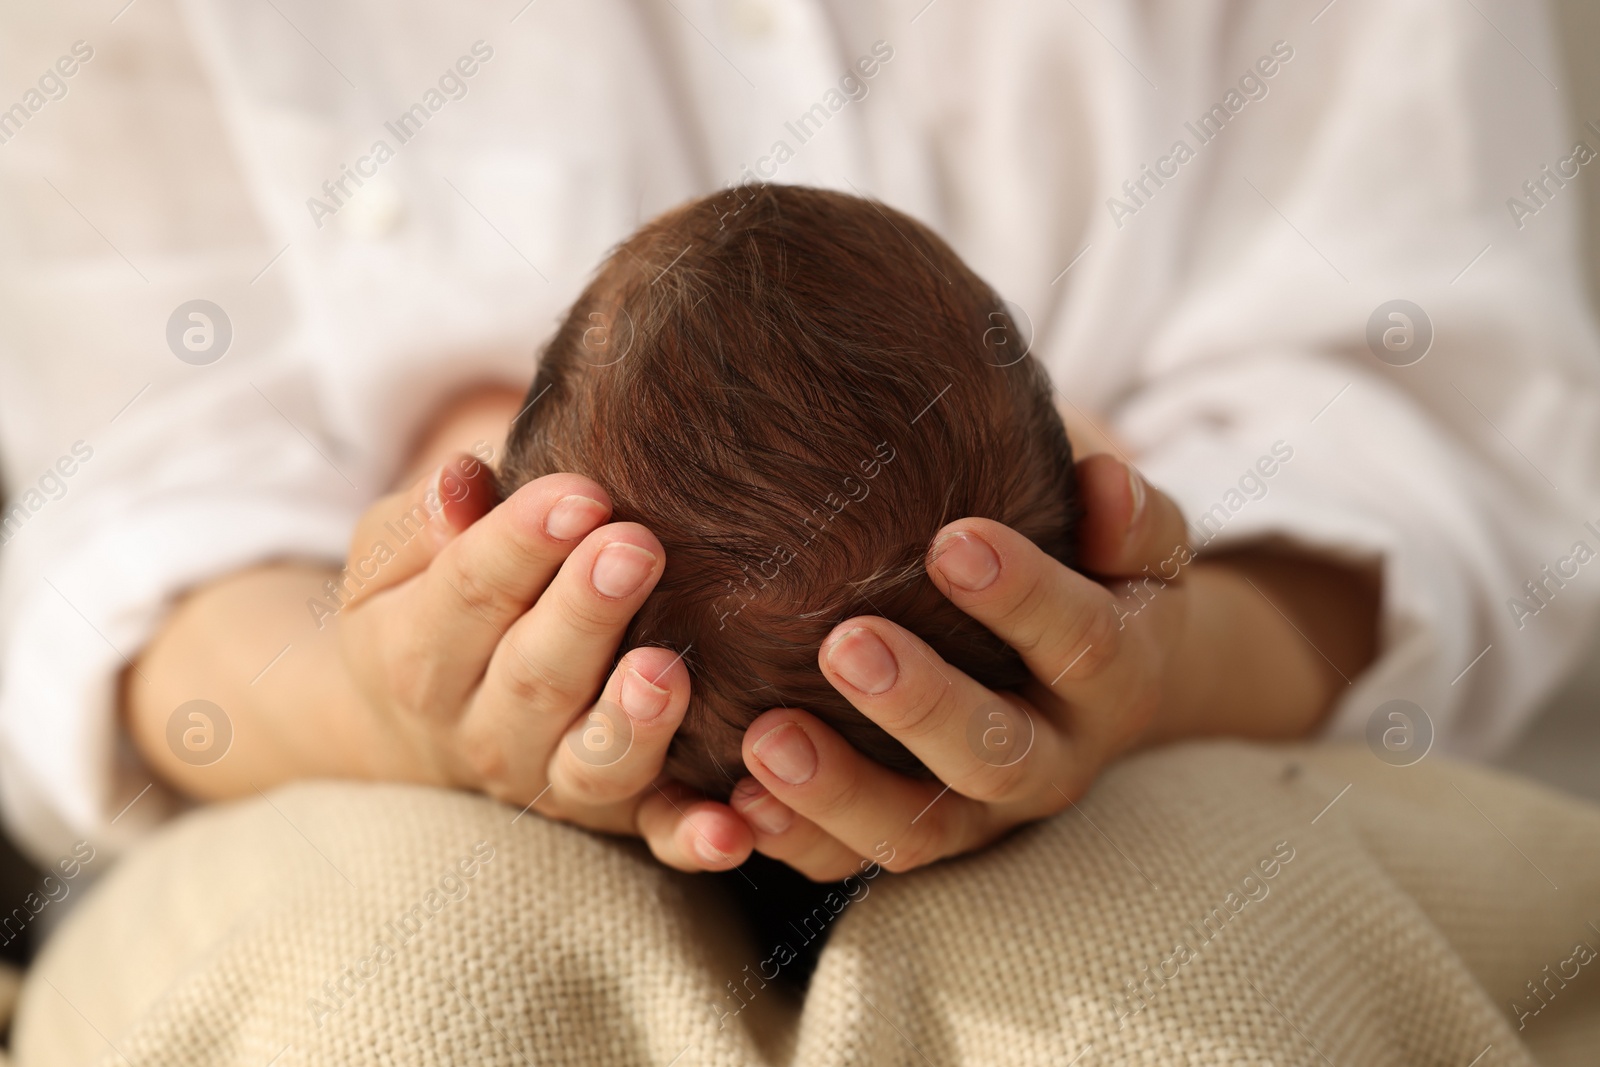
724,0,775,39
340,180,405,240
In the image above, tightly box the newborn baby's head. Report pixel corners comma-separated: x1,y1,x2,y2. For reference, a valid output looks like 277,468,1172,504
499,184,1078,796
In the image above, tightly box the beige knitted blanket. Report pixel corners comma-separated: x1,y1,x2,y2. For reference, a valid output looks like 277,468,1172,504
12,742,1600,1066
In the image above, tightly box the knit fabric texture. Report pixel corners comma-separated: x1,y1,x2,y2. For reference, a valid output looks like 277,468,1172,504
13,742,1600,1066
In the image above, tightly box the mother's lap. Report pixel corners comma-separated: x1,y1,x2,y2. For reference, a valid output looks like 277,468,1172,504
16,744,1600,1065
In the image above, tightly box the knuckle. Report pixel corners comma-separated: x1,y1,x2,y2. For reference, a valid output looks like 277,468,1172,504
496,647,555,708
557,583,627,640
882,823,943,873
807,764,867,825
499,627,599,713
880,800,968,873
553,757,628,807
874,676,955,740
955,757,1031,806
459,730,512,792
1054,600,1121,681
443,560,519,623
1001,579,1056,656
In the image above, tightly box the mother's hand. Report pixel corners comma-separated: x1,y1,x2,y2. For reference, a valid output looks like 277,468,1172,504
727,453,1376,881
342,454,754,872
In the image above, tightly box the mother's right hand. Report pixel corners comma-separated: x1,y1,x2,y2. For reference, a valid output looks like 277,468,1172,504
341,454,753,872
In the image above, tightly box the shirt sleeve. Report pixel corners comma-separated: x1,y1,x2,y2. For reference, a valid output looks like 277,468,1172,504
0,0,690,864
1113,0,1600,758
0,364,366,864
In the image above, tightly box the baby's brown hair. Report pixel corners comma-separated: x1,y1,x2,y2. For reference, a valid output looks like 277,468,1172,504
499,184,1078,796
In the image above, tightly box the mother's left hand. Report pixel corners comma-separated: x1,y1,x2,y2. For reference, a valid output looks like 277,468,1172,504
730,447,1381,880
726,454,1196,880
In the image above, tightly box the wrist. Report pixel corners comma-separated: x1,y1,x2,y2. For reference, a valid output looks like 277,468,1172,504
126,563,452,800
1147,550,1375,744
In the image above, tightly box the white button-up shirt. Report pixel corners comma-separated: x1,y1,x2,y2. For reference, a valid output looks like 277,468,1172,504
0,0,1596,862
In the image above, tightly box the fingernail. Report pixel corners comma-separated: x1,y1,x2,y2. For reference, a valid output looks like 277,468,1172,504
929,531,1000,592
546,494,608,540
1126,466,1147,530
591,543,656,598
732,780,794,835
751,722,818,786
619,668,669,722
746,799,794,836
692,835,729,866
824,628,899,695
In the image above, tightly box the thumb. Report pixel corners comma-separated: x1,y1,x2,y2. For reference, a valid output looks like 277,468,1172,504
345,452,499,604
1074,454,1190,577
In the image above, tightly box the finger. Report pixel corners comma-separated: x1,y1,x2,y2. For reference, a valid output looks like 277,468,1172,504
545,646,691,806
1073,455,1190,577
741,709,997,873
636,782,753,872
458,522,665,794
818,620,1068,807
346,453,499,604
925,517,1162,755
729,778,866,882
388,474,615,713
